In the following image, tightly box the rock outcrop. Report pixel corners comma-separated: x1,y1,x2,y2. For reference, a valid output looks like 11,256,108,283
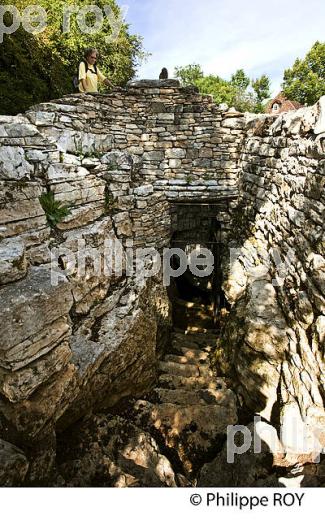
56,414,177,487
132,329,238,477
0,84,324,486
219,98,325,466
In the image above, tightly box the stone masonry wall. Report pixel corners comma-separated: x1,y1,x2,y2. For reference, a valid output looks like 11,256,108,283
1,79,324,483
220,97,325,463
0,81,244,483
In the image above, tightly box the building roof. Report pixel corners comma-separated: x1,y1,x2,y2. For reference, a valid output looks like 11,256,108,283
266,92,303,114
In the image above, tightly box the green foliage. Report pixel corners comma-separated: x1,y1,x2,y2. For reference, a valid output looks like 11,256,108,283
230,69,250,91
185,173,195,183
203,172,214,180
174,64,270,113
252,74,271,102
196,75,236,105
233,90,262,113
282,41,325,105
0,0,148,114
39,191,71,227
174,63,204,86
82,150,103,159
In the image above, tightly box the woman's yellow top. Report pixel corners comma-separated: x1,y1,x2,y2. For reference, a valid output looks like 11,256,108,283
78,62,107,93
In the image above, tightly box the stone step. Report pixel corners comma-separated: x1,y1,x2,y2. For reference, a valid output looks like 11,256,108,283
159,358,213,378
153,388,207,406
171,337,203,351
152,386,233,406
158,360,200,378
185,326,214,333
158,373,221,391
173,328,219,337
132,399,238,474
172,331,218,344
172,347,210,361
171,340,212,355
174,315,214,329
172,332,216,342
178,311,214,320
173,298,213,311
164,352,209,365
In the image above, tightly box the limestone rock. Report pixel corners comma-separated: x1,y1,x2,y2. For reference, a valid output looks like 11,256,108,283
198,422,284,487
0,439,29,486
2,316,71,372
101,151,134,170
57,414,177,487
56,202,105,231
50,169,106,206
57,279,165,430
27,110,56,126
0,266,73,369
245,280,288,359
222,257,247,304
44,129,112,155
307,253,325,295
57,218,119,313
113,212,133,237
0,341,72,402
133,184,154,197
314,96,325,135
0,364,78,439
133,398,237,474
0,181,48,247
3,117,39,138
127,79,180,88
165,148,186,159
0,238,27,285
0,146,33,180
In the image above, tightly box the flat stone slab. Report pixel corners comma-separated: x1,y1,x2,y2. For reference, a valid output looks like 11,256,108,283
127,79,180,88
0,266,73,368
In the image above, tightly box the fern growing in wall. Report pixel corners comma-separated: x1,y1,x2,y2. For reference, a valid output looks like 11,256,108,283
39,191,71,228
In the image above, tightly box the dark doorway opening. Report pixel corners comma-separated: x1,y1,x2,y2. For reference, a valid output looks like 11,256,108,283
169,202,231,331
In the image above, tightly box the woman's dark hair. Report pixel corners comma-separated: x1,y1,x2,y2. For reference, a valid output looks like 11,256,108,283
84,47,99,60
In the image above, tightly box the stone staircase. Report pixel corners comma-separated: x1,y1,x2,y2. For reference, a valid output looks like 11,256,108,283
131,316,238,479
172,296,215,331
55,299,238,486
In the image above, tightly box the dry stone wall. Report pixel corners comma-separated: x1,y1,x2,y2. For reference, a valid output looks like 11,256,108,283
220,97,325,463
1,79,324,483
0,81,244,483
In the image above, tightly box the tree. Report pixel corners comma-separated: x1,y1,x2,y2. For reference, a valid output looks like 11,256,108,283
251,74,271,103
174,63,270,113
230,69,250,91
0,0,147,114
196,75,237,105
231,69,260,113
282,41,325,105
174,63,204,86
